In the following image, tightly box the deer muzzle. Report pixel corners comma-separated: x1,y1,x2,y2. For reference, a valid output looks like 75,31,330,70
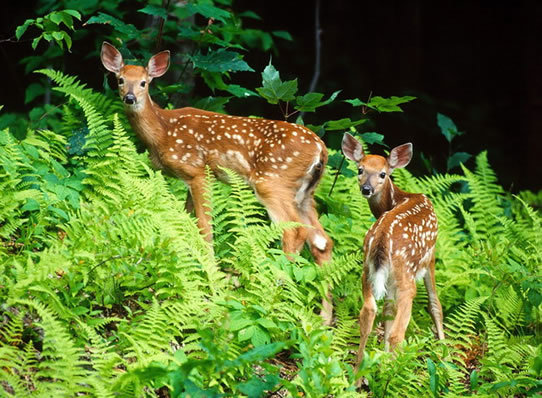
123,93,137,105
361,184,373,197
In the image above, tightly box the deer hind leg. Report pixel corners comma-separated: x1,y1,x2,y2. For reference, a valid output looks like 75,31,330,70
354,271,378,385
423,253,445,340
255,184,307,255
385,281,416,350
185,190,194,213
383,295,396,347
188,176,213,242
297,195,334,324
299,196,333,264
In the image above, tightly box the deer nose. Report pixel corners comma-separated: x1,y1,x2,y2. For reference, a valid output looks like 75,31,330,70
123,93,136,105
361,184,373,196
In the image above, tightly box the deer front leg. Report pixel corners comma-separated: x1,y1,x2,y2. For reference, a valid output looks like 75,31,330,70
188,176,213,242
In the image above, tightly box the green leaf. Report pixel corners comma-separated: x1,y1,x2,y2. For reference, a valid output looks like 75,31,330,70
52,31,64,41
85,12,140,39
57,12,75,30
346,96,415,112
237,374,280,398
21,198,40,212
225,84,257,98
360,132,386,146
368,95,416,112
49,12,64,25
256,61,297,104
48,205,69,221
238,342,287,363
427,358,439,397
256,318,277,330
437,112,463,143
189,49,254,73
238,325,255,342
138,5,168,19
32,36,42,50
16,19,34,40
185,3,231,23
62,10,81,20
344,98,366,107
470,369,479,391
62,31,72,50
294,90,340,112
250,326,270,346
24,83,45,104
447,151,471,170
230,318,253,331
272,30,293,41
324,118,367,130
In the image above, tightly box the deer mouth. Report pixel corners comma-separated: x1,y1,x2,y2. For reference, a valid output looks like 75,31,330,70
123,93,137,105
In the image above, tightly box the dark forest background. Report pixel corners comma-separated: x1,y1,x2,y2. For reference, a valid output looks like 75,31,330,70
1,0,541,192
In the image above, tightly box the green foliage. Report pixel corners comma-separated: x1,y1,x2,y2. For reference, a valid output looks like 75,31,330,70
3,1,540,396
256,60,341,122
345,95,416,113
0,66,540,397
16,9,81,50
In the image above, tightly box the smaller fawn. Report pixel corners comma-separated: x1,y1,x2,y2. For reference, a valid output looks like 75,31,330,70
341,133,445,376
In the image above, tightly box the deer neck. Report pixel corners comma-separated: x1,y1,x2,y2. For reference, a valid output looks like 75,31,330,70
125,94,167,152
368,178,408,219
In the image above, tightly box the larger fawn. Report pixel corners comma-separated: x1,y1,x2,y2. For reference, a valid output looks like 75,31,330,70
100,42,334,322
341,133,444,375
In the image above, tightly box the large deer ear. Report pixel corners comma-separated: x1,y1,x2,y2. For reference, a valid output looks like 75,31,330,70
101,42,124,74
147,50,170,78
341,132,365,162
388,143,413,171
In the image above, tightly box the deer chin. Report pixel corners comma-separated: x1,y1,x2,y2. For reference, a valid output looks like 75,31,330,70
124,101,144,112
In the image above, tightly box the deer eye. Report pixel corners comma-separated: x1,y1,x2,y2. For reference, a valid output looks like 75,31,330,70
118,77,124,85
140,81,146,88
358,167,364,175
379,172,387,179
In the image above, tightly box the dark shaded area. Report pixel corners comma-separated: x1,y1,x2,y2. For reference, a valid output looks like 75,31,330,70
1,1,541,191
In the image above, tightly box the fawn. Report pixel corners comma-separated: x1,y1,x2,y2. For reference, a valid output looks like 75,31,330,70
341,133,445,376
100,42,334,323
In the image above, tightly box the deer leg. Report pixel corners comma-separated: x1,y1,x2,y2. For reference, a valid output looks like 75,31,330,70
386,282,416,350
185,190,194,213
424,254,445,340
298,196,334,324
188,176,213,242
382,296,396,347
255,185,307,255
354,272,377,387
299,196,333,264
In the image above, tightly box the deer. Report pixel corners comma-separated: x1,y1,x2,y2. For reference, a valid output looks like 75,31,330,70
341,133,445,381
100,42,335,324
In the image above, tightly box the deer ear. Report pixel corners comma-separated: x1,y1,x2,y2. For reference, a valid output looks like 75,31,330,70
147,50,170,78
101,42,124,74
342,133,365,162
388,143,413,171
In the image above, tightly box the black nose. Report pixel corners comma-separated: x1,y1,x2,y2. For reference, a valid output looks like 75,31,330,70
361,185,372,196
123,93,136,104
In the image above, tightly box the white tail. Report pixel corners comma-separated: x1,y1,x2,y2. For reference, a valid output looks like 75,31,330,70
101,42,335,323
342,133,445,380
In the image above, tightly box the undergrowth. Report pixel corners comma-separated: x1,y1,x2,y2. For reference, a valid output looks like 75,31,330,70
0,70,540,397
